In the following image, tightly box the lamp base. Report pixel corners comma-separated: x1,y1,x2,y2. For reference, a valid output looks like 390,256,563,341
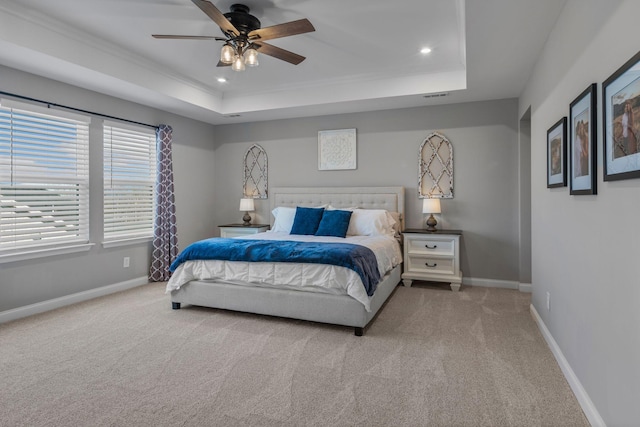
426,214,437,232
242,212,252,226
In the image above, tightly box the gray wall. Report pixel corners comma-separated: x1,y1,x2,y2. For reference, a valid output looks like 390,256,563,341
0,65,217,312
520,0,639,424
213,99,523,284
0,69,526,311
519,109,532,285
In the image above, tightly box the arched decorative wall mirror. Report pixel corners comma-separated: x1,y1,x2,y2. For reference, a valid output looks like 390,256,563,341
419,132,454,198
243,144,268,198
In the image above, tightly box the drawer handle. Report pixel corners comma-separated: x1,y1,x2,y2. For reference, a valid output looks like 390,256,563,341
425,244,437,249
425,262,437,268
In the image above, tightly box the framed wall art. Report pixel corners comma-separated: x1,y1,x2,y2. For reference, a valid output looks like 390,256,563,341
547,117,567,188
569,83,597,195
243,144,268,198
418,131,453,198
318,128,356,170
602,50,640,181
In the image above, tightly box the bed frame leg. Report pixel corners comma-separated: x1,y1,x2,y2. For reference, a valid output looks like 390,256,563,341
354,327,364,336
172,302,181,310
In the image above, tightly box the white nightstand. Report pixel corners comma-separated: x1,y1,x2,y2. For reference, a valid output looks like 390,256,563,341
219,223,270,238
401,229,463,291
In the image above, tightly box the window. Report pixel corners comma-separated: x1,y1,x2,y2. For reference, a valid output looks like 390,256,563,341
0,99,90,253
103,121,156,242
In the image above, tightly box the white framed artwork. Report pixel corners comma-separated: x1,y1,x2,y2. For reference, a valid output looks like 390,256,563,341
419,131,454,198
318,128,357,170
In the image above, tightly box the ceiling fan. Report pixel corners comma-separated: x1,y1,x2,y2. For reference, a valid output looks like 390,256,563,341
152,1,315,71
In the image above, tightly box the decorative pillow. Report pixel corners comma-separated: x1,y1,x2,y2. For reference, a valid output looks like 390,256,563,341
290,207,325,235
315,209,353,238
347,209,395,236
271,207,297,233
387,211,402,237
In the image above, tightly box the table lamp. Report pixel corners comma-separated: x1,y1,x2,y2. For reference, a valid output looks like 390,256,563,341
422,198,441,231
239,198,255,226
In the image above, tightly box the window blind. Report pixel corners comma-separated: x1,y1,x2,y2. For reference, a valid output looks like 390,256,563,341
103,122,156,241
0,99,90,251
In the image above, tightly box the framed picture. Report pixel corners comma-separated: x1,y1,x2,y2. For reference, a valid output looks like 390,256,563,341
602,50,640,181
318,128,356,170
547,117,567,188
569,83,597,195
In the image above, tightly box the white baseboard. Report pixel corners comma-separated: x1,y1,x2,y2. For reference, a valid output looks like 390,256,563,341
0,276,149,324
462,277,519,290
519,282,532,293
530,304,606,427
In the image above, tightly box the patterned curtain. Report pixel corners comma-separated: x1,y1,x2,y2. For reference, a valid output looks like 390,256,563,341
149,124,178,281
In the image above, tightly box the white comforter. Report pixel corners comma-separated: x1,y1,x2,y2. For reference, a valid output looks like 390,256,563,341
166,231,402,311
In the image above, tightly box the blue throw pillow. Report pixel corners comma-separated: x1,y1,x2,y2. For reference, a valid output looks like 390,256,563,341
315,209,353,238
290,207,325,235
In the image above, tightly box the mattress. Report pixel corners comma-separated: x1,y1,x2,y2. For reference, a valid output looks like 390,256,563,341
166,231,402,311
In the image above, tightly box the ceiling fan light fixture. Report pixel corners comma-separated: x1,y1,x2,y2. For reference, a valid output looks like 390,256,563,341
244,48,259,67
154,3,315,69
221,44,235,64
232,55,246,71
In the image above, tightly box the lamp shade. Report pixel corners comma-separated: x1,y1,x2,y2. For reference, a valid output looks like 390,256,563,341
239,198,255,212
220,44,235,64
232,55,245,71
244,48,259,66
422,198,441,214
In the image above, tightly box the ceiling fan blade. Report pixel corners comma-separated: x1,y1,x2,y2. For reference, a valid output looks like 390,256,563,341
152,34,225,40
191,0,239,36
216,61,231,67
249,19,315,41
253,41,306,65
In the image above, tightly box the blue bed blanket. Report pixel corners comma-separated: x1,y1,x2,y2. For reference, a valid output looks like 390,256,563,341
169,238,382,296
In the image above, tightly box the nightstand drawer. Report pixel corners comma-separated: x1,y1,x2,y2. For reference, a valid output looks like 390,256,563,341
406,236,455,256
406,255,455,275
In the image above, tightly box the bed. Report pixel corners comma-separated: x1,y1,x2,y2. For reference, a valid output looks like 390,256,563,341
167,186,405,336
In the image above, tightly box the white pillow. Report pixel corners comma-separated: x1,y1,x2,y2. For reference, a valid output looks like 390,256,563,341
387,211,401,237
271,207,297,233
346,209,396,236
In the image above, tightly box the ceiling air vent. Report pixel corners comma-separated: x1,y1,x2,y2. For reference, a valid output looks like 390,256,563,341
423,92,449,99
224,114,242,118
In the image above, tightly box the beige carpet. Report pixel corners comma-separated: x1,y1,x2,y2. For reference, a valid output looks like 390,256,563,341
0,282,588,426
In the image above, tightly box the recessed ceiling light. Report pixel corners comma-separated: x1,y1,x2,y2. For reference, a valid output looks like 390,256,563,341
420,47,432,54
217,77,227,83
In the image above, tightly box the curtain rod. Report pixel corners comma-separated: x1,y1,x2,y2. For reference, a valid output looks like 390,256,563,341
0,90,158,130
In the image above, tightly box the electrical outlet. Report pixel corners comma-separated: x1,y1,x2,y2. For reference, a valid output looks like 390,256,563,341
546,291,551,311
123,257,130,268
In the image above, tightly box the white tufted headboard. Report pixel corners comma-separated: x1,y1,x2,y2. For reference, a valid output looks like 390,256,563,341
269,186,405,231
